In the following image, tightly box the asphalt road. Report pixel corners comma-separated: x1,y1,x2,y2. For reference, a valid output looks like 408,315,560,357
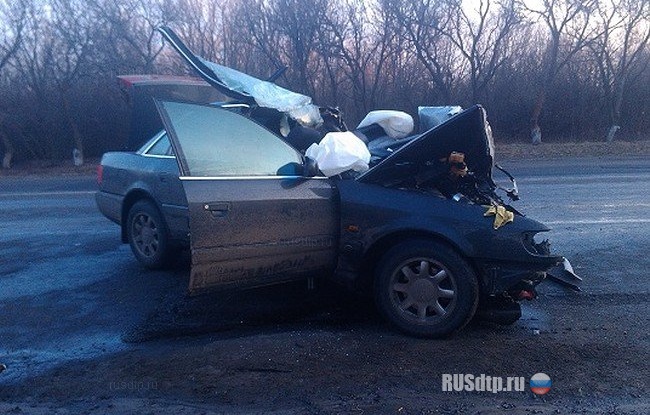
0,157,648,414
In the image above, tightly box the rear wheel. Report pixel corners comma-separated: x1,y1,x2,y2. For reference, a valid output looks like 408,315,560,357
126,200,175,269
374,239,479,338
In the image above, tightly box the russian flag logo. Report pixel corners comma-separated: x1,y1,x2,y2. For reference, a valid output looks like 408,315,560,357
530,373,552,395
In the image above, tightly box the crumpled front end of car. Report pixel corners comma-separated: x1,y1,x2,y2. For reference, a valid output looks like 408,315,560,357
472,224,581,297
343,105,582,326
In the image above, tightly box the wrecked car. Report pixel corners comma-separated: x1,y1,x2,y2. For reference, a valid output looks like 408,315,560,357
95,27,580,338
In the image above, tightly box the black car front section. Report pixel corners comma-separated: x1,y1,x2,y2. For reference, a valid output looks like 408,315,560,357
334,180,569,294
341,104,581,298
334,177,579,329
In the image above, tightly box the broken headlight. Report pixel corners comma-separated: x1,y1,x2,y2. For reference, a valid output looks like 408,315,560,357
522,231,551,256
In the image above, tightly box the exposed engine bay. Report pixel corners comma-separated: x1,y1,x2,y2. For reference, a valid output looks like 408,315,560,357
350,106,521,217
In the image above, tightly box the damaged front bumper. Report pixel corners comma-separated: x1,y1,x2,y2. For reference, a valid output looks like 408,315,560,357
476,224,582,300
479,256,581,296
475,256,581,325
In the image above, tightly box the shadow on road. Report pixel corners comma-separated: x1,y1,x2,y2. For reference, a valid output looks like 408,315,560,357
122,268,379,343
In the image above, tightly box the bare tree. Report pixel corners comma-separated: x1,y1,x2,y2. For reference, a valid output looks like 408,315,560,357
0,0,25,72
316,0,399,116
13,0,100,165
164,0,226,62
228,0,332,96
522,0,600,144
89,0,167,74
591,0,650,141
381,0,458,103
50,0,101,165
439,0,522,103
0,114,13,169
0,0,27,168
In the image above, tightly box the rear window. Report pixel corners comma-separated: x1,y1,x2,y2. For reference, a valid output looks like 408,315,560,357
145,133,174,157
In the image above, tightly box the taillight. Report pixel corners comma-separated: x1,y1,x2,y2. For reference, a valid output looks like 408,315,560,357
97,164,103,186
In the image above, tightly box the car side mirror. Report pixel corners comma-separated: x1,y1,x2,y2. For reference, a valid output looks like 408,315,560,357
303,156,320,177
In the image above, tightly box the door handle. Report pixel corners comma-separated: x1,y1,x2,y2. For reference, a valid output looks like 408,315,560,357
204,202,230,217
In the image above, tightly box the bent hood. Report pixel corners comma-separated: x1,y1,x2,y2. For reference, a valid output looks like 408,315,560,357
357,105,495,185
157,26,323,127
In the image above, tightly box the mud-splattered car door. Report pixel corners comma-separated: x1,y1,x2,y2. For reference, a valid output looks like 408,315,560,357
156,100,338,293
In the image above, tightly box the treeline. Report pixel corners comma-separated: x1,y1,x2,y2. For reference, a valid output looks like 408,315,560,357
0,0,649,167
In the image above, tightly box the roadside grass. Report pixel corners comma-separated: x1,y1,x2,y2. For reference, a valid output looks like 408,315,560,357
0,158,100,177
1,140,649,177
495,139,650,160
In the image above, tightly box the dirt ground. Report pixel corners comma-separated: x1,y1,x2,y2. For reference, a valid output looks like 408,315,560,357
1,283,648,414
495,140,650,160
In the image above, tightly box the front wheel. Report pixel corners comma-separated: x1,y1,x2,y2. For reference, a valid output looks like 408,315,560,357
374,239,479,338
126,200,175,269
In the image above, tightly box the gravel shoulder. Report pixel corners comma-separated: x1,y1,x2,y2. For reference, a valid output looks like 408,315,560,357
496,140,650,160
1,140,649,177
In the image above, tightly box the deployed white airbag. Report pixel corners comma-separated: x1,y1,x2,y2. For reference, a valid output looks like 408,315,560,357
357,110,414,139
305,132,371,177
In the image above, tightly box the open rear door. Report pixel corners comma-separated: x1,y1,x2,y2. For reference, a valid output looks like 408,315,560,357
156,100,338,293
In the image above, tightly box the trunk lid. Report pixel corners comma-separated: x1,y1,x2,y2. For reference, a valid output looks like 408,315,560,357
118,75,221,150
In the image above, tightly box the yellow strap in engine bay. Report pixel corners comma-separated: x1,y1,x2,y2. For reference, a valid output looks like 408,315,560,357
484,205,514,230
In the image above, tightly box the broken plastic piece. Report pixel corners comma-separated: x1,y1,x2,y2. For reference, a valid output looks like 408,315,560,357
517,290,536,300
305,131,371,177
357,110,414,139
484,205,514,229
546,258,582,291
494,164,520,201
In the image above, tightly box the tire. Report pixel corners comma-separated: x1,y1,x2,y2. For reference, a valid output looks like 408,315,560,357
126,200,175,270
374,239,479,338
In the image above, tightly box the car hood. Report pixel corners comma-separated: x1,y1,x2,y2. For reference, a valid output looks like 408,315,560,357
357,105,495,185
157,26,323,127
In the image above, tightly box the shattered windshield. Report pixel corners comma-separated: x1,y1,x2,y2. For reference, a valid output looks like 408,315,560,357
158,26,323,128
198,58,323,127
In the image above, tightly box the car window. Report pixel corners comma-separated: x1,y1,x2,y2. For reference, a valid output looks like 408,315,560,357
160,101,302,177
145,133,174,156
